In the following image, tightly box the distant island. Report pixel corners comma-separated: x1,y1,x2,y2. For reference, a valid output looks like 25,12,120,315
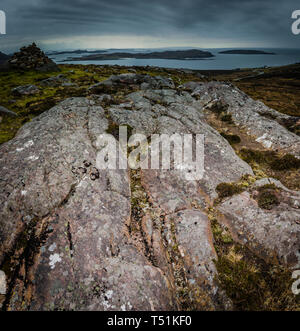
47,49,107,56
65,49,214,61
219,50,276,55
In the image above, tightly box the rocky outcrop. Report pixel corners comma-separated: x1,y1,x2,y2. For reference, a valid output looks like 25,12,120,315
7,43,59,72
12,84,40,96
89,73,175,94
218,178,300,269
189,81,300,157
0,74,299,311
0,98,174,311
39,74,73,87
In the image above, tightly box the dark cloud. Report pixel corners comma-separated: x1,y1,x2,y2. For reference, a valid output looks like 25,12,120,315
0,0,299,51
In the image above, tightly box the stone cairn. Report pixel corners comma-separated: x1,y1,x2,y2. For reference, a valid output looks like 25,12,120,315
7,43,59,72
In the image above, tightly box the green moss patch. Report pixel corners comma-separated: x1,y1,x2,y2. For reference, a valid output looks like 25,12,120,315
216,182,244,199
257,190,279,210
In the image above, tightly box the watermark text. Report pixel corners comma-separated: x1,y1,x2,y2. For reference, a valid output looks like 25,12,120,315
96,126,205,181
292,10,300,35
0,10,6,35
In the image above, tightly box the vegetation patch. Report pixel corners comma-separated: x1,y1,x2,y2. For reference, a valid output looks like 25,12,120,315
0,65,110,145
216,182,245,199
220,113,233,123
211,218,299,311
220,132,241,145
257,190,280,210
240,148,300,170
270,154,300,171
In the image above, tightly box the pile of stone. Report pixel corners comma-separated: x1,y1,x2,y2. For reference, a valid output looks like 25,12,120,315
8,43,59,72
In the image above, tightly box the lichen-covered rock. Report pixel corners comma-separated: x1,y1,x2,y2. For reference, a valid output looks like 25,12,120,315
109,88,253,205
163,210,231,310
218,179,300,269
89,73,175,94
39,74,71,87
1,75,298,311
11,84,40,96
0,97,174,311
190,81,300,156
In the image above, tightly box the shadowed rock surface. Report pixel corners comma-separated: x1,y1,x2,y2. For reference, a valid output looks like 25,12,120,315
0,73,299,310
0,106,17,118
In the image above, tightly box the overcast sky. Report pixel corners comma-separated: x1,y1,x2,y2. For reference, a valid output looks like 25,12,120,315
0,0,299,52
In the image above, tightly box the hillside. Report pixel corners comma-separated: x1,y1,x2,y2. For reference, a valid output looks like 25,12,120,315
0,57,299,311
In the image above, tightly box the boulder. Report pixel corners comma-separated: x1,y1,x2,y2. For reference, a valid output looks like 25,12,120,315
39,74,71,87
12,84,40,96
89,74,175,94
218,179,300,269
0,97,174,311
191,81,300,157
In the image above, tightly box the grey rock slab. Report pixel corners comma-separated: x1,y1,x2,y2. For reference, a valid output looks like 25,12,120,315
218,185,300,269
0,97,174,310
192,82,300,156
11,84,40,96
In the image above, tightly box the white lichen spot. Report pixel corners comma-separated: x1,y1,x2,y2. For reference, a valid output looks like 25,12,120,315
256,134,273,148
24,140,34,148
105,290,113,300
16,140,34,152
48,243,57,252
49,253,62,270
0,270,6,295
21,190,27,196
26,155,39,161
121,304,126,311
178,246,185,257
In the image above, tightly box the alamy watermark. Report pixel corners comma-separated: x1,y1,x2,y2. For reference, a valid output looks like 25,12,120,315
292,10,300,35
0,10,6,35
95,126,204,181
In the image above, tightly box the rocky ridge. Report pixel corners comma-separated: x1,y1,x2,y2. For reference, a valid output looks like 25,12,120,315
0,73,299,310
